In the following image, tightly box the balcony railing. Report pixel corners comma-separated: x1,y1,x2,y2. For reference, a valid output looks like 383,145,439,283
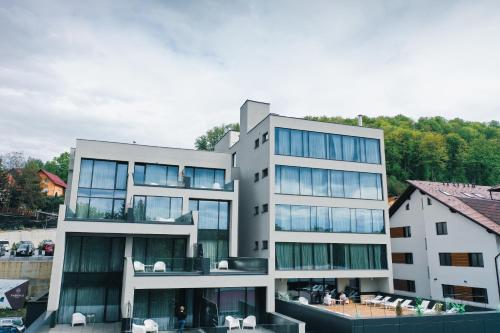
132,174,235,192
133,257,268,275
65,207,195,225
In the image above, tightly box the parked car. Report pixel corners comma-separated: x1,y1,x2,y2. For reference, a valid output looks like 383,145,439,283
15,241,34,257
0,317,25,332
0,240,10,252
42,241,55,256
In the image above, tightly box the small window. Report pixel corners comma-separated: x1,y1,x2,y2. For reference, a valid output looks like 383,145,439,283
469,253,484,267
436,222,447,235
405,203,410,210
405,253,414,264
262,132,269,143
439,253,452,266
262,204,269,213
254,139,260,149
254,241,259,250
403,226,411,237
262,168,268,178
262,240,268,250
427,197,432,205
232,153,237,167
253,206,259,215
254,172,259,182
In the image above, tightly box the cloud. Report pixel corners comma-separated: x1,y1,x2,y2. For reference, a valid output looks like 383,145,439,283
0,0,499,160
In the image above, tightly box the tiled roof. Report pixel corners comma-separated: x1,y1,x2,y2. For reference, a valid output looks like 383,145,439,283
391,180,500,235
39,169,67,188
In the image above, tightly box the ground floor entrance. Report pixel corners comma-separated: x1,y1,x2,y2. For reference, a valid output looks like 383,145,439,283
132,287,267,331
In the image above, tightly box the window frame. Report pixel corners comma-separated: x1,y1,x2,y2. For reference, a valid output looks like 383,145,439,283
254,138,260,149
436,222,448,235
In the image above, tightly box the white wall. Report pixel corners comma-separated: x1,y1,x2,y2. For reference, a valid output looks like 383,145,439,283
0,228,57,248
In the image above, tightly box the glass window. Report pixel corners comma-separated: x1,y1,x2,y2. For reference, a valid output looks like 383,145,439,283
316,207,330,232
280,166,300,194
330,171,344,197
275,128,291,155
372,210,385,233
360,173,378,200
185,167,225,189
328,134,342,160
312,169,328,196
342,136,360,162
344,172,360,198
79,159,93,188
332,208,351,232
276,205,291,231
291,205,310,231
299,167,312,195
290,130,303,156
364,138,381,164
355,209,373,233
92,160,117,189
308,132,326,159
436,222,447,235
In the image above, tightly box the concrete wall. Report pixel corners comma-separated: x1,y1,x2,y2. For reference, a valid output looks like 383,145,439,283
0,260,52,297
0,229,57,247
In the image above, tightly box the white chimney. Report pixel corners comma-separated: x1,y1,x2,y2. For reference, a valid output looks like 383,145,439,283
357,115,363,126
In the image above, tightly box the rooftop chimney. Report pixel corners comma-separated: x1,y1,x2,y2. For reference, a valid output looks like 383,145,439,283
357,115,363,126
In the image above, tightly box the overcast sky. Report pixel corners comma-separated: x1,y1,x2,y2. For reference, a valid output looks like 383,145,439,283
1,0,500,161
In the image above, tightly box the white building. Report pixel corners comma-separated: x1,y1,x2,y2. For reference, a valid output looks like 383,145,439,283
47,139,274,331
389,180,500,308
215,100,393,303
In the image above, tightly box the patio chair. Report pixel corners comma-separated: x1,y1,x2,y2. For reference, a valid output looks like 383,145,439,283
362,295,383,305
424,303,440,314
323,293,334,306
212,182,222,189
218,260,229,270
242,315,256,329
144,319,159,332
134,260,145,272
399,299,414,309
298,297,309,305
370,296,391,306
132,323,147,333
225,316,240,330
153,261,166,272
384,298,404,309
419,300,431,311
71,312,86,327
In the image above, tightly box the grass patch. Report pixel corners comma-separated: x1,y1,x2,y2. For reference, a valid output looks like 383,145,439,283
0,307,26,319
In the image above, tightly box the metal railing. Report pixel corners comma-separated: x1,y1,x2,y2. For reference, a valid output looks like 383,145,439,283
133,175,235,192
132,257,268,275
127,209,195,225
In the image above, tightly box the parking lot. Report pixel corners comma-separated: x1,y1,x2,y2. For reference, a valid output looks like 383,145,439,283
0,253,53,261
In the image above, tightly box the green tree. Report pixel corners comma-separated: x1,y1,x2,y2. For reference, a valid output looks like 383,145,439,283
445,133,468,182
10,159,44,209
44,152,70,182
195,123,240,151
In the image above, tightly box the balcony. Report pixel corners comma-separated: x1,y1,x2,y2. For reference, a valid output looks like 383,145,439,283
133,257,268,276
65,207,196,225
133,174,235,192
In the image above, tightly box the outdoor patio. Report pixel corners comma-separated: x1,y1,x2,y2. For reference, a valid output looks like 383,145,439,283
315,303,414,318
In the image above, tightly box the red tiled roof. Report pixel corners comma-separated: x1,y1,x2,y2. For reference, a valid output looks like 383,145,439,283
391,180,500,235
39,169,67,188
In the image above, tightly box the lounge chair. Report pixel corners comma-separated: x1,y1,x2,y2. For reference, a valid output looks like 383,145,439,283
132,324,147,333
370,296,391,306
362,295,383,305
153,261,166,272
242,315,256,329
71,312,86,327
225,316,240,330
323,293,334,306
298,297,309,305
399,299,414,309
144,319,159,333
218,260,229,270
424,303,440,314
134,260,145,272
384,298,404,309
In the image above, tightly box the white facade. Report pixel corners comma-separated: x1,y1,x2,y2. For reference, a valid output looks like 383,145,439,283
390,185,500,308
47,139,273,329
215,100,394,299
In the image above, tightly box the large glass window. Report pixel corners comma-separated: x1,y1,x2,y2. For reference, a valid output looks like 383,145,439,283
132,237,187,268
189,200,229,262
275,242,387,271
133,196,183,222
58,236,124,324
184,167,225,190
275,165,383,200
275,204,385,234
76,159,128,220
275,128,381,164
134,163,179,187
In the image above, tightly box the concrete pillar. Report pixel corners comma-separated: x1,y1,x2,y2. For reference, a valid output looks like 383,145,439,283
47,206,66,313
121,236,134,318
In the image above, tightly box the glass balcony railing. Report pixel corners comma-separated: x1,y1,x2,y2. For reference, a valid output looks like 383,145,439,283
132,257,268,275
132,174,235,192
65,207,195,225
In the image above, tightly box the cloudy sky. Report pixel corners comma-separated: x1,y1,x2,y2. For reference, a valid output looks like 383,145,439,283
1,0,499,161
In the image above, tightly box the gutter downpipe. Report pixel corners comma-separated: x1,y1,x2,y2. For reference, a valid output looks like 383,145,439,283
495,252,500,304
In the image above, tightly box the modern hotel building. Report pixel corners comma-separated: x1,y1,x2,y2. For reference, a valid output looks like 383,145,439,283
47,100,393,331
215,100,393,303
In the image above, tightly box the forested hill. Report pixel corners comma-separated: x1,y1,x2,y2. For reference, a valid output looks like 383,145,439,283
304,115,500,195
195,116,500,196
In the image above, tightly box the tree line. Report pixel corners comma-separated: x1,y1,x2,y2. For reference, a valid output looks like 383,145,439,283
0,152,69,212
195,116,500,196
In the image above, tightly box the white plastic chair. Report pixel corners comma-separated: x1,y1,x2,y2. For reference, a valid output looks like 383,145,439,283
323,293,333,306
134,260,145,272
153,261,166,272
132,323,147,333
399,299,414,309
212,182,222,189
370,296,391,306
424,303,440,314
71,312,86,327
384,298,404,309
225,316,240,330
218,260,229,270
242,315,256,329
298,297,309,305
144,319,159,332
362,295,382,305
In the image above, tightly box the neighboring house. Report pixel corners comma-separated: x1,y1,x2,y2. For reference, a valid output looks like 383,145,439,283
389,180,500,308
38,169,66,197
215,100,393,302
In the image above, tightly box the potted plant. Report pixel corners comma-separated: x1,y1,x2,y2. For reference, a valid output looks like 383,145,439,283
415,297,424,316
10,242,17,256
434,302,443,314
37,241,44,255
395,300,403,316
